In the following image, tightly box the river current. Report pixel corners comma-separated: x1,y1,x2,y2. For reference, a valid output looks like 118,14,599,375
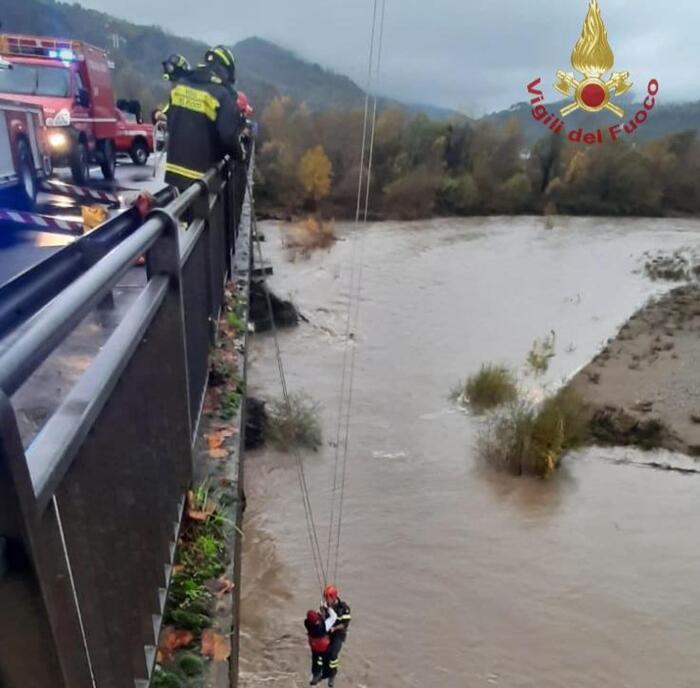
239,216,700,688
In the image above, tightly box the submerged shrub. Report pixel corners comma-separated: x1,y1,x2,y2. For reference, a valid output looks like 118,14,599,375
526,330,556,376
462,364,519,413
283,216,337,260
477,389,586,477
264,393,322,451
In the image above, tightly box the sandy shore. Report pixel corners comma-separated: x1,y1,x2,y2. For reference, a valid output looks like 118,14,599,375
568,284,700,457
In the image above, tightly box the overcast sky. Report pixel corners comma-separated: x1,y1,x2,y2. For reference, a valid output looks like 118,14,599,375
79,0,700,114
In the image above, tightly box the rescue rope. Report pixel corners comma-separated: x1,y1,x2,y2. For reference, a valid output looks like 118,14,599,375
353,0,379,226
327,0,388,585
325,0,380,581
362,0,387,222
247,177,328,591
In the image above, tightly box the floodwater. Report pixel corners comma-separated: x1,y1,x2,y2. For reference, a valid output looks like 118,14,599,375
240,216,700,688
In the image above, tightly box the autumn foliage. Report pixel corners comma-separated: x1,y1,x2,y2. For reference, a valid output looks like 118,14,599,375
299,145,332,204
255,95,700,220
282,217,337,260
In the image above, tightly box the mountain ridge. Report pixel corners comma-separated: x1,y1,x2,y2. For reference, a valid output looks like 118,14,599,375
0,1,696,142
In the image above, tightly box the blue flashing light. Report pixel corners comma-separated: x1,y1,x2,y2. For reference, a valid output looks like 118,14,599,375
47,48,75,61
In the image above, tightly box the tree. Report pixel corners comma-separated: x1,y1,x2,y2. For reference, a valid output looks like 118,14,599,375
382,166,439,220
257,140,302,212
497,173,533,213
528,133,565,196
436,173,479,214
298,145,332,207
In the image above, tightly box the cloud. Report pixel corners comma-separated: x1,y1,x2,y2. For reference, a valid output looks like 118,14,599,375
78,0,700,110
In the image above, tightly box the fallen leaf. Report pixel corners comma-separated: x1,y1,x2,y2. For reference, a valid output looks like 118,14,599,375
208,448,229,460
210,426,236,439
216,576,235,596
173,564,185,575
81,205,108,231
187,490,215,522
201,629,231,661
158,626,194,662
207,432,226,449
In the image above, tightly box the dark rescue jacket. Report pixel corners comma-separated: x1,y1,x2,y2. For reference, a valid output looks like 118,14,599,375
326,599,351,638
165,66,242,189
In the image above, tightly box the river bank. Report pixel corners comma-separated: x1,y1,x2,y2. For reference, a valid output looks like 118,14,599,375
568,283,700,457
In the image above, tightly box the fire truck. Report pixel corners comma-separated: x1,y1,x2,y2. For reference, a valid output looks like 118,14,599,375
0,58,50,209
0,33,118,186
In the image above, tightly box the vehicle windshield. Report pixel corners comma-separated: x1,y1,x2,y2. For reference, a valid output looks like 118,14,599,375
0,63,71,97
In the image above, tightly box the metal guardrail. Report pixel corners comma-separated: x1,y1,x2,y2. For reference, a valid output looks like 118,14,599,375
0,185,177,341
0,155,251,688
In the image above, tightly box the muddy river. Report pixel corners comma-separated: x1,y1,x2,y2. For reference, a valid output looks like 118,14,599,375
240,216,700,688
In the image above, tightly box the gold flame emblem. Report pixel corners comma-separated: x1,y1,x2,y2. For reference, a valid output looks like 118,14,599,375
554,0,632,118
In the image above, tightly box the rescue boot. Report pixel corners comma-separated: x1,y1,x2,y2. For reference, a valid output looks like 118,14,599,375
327,678,335,688
310,675,322,686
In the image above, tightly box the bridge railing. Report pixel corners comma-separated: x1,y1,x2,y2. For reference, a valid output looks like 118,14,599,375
0,156,251,688
0,185,178,342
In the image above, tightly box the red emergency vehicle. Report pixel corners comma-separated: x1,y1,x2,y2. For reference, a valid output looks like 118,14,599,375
0,97,50,209
114,107,154,166
0,33,118,185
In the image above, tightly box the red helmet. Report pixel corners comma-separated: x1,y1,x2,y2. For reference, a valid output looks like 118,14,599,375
323,585,338,602
237,91,250,112
307,609,321,623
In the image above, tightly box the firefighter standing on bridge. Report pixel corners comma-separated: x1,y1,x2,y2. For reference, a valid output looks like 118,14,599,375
164,45,243,191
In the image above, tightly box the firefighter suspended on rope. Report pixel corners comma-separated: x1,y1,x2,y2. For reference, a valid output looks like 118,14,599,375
320,585,351,687
164,45,243,192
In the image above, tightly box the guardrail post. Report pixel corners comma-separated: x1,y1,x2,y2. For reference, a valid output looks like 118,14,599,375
146,208,193,448
223,161,234,276
0,393,93,688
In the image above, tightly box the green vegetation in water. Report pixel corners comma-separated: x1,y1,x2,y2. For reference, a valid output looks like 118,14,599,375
477,389,587,477
459,364,519,413
448,381,465,403
526,331,556,376
643,248,700,283
264,393,322,451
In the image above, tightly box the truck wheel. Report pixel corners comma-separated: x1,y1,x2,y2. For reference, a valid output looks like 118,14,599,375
130,140,149,166
99,140,116,180
15,139,38,210
70,142,90,186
